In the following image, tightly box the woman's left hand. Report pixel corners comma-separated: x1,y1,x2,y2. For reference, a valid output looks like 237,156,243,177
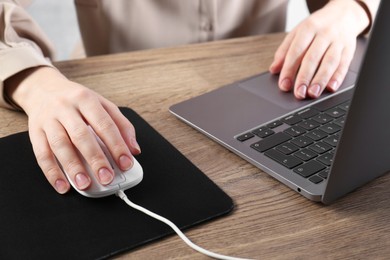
269,0,370,99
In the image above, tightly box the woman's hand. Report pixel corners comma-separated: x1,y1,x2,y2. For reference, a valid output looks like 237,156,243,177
270,0,370,99
6,66,141,194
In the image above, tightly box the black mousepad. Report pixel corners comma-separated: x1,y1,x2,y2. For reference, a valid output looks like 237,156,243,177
0,107,234,260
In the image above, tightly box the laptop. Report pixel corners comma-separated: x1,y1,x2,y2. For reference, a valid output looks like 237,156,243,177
170,0,389,204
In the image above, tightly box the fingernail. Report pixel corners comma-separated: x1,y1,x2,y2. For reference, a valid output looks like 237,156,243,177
75,173,91,189
98,167,114,185
309,84,321,98
131,137,141,153
280,78,292,91
55,179,68,194
296,84,307,99
119,155,133,171
329,80,339,92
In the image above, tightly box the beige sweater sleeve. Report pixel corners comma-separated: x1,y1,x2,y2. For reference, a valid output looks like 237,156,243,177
0,0,55,109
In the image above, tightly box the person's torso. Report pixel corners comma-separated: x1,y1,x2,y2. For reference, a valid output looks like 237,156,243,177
74,0,288,56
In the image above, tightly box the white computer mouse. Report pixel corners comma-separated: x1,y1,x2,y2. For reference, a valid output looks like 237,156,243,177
63,128,143,198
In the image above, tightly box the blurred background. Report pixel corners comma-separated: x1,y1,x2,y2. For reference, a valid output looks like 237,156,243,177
25,0,309,61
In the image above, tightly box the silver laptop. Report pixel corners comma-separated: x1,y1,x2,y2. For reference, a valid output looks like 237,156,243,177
170,1,389,204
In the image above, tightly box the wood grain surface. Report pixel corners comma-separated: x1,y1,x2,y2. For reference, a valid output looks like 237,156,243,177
1,33,389,259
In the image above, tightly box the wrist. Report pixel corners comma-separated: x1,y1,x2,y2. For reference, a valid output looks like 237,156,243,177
4,66,66,114
328,0,370,36
354,0,373,35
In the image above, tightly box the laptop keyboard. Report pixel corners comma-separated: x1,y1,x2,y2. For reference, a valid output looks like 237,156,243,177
236,97,351,184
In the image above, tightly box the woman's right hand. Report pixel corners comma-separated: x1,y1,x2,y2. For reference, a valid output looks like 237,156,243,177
6,66,141,194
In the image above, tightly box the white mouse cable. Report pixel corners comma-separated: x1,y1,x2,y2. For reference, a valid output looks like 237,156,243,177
116,190,252,260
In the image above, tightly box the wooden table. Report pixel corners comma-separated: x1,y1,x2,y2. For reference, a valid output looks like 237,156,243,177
1,33,389,259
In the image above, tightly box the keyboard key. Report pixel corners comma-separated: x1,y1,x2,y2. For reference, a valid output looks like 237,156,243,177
305,129,328,141
291,136,313,148
294,161,326,178
323,135,339,147
338,101,350,111
312,113,334,124
236,132,255,142
293,149,317,161
283,115,302,125
284,126,306,137
318,168,330,179
319,123,341,134
252,127,274,138
316,152,334,166
309,175,324,184
297,108,319,119
334,116,346,127
264,149,303,169
325,107,346,118
267,120,283,129
276,142,299,155
297,119,320,130
250,132,291,153
308,142,332,154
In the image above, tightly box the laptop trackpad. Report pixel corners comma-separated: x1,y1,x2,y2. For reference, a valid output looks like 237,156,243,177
239,71,357,111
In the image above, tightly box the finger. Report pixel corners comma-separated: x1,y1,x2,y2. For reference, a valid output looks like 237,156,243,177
278,31,316,93
77,95,134,172
294,36,332,99
59,107,115,186
307,43,343,98
326,44,356,93
29,128,71,194
99,98,141,155
269,31,295,74
45,120,92,190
